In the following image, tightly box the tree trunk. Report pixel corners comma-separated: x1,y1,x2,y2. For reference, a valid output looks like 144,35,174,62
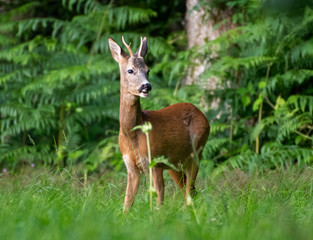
185,0,235,114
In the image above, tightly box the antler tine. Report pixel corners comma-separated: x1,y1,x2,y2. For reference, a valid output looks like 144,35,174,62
122,36,134,57
138,37,143,57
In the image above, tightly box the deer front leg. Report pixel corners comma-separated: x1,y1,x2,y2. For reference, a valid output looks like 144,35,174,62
152,166,164,205
123,170,140,212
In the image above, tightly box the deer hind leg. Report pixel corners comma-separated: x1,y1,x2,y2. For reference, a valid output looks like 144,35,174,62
152,166,164,205
185,161,199,204
167,169,186,189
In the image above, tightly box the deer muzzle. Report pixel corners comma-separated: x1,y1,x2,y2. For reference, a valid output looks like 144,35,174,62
138,83,152,98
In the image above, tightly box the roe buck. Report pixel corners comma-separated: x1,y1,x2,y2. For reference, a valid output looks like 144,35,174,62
108,36,210,211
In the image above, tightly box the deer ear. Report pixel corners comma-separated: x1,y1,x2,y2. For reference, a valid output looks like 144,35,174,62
136,37,148,58
108,38,127,62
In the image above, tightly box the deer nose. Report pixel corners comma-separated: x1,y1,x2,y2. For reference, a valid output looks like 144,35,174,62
139,83,152,93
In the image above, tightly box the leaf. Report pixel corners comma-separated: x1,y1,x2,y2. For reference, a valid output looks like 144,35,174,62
253,94,263,111
241,95,251,107
295,136,303,145
275,96,286,110
258,81,267,89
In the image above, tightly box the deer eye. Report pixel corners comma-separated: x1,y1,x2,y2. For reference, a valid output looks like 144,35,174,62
147,69,150,75
127,69,134,74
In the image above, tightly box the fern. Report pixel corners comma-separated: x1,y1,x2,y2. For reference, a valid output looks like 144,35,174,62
192,0,313,169
0,0,163,167
1,0,312,171
223,143,313,171
109,6,157,30
288,95,313,114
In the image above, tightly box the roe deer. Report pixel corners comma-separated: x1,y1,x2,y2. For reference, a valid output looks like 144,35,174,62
108,36,210,211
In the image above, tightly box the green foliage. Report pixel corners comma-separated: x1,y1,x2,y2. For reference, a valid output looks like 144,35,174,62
1,0,313,172
0,0,186,170
197,0,313,170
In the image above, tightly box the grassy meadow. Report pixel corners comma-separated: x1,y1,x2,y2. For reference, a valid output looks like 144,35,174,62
1,166,313,240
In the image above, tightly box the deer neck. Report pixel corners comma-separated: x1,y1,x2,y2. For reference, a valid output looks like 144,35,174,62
119,82,143,135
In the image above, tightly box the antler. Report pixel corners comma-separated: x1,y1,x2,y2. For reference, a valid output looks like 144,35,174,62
137,37,143,57
122,36,134,57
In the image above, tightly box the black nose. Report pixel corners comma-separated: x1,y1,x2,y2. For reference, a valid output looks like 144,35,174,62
139,83,152,93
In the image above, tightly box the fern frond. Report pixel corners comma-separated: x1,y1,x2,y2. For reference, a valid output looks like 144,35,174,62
109,6,157,30
0,143,55,163
276,113,312,142
288,95,313,114
65,81,119,104
62,0,105,14
203,138,229,156
21,59,116,94
224,144,313,170
209,123,232,135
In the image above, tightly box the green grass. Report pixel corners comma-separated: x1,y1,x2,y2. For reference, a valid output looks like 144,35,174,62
0,166,313,240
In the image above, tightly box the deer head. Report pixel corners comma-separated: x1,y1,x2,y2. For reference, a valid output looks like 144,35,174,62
108,36,151,98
